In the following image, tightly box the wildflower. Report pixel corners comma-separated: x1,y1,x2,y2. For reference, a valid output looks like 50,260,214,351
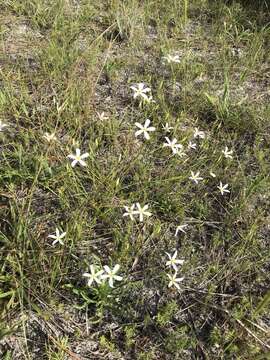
218,182,230,195
48,228,66,246
163,137,183,155
135,119,156,140
0,120,8,131
130,83,151,101
188,141,197,150
67,148,89,167
83,265,104,287
123,204,136,221
43,132,57,142
162,123,173,132
167,272,184,290
222,146,233,159
165,250,184,271
97,112,109,121
175,224,189,236
101,264,123,288
231,47,243,57
163,54,181,64
193,127,205,139
189,171,203,184
210,171,216,178
134,203,152,222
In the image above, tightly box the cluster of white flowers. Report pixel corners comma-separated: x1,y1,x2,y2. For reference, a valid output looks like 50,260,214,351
123,203,152,222
83,264,122,288
39,56,234,295
188,170,230,195
165,250,185,290
0,46,238,302
47,228,123,288
125,74,234,291
38,82,233,202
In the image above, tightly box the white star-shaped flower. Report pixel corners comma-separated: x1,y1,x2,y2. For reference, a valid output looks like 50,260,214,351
43,132,57,142
97,112,109,121
162,54,181,64
162,123,173,132
217,182,230,195
175,224,189,236
0,120,8,131
83,265,104,287
165,250,185,271
135,119,156,140
188,141,197,150
123,204,136,221
222,146,233,159
48,228,66,246
130,83,151,101
163,137,183,155
193,127,205,139
101,264,123,288
134,203,152,222
189,171,203,184
167,272,184,290
67,148,89,167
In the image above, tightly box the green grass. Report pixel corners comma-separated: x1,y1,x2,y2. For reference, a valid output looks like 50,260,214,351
0,0,270,358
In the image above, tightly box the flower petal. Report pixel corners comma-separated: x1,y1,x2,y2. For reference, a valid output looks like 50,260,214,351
48,235,57,239
108,278,114,288
67,154,75,159
81,153,89,159
114,275,123,281
113,264,120,273
145,119,151,127
144,131,150,140
104,265,111,273
87,278,94,286
79,160,87,167
175,259,184,265
135,129,143,137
